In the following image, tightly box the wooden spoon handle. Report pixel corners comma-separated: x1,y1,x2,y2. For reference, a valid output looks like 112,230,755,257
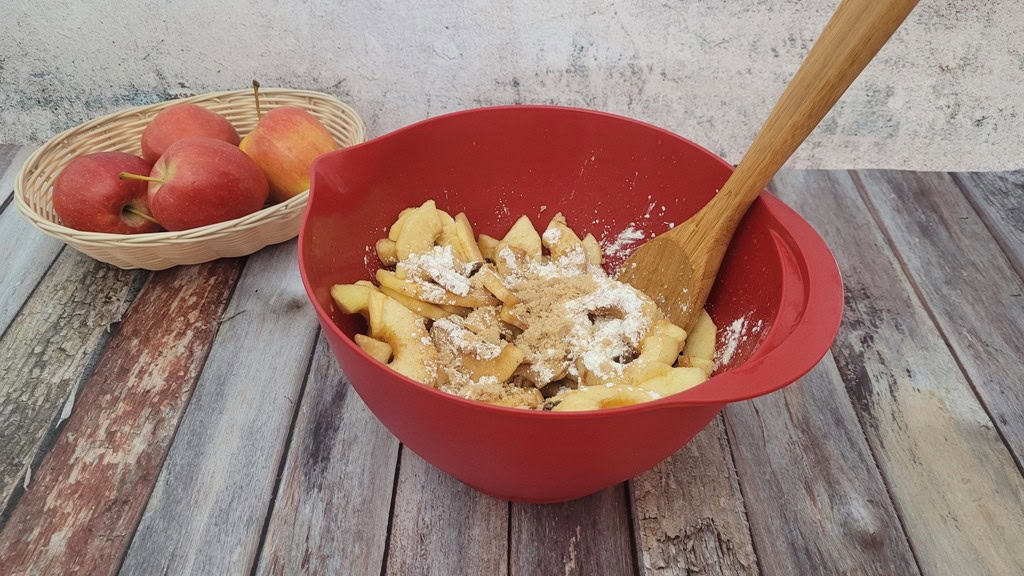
704,0,919,228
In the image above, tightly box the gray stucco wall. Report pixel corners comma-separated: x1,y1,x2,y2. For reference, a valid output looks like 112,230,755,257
1,0,1021,170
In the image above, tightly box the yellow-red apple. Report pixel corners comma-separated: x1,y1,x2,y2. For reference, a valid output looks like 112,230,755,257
239,106,336,203
52,152,161,234
125,137,268,231
141,103,240,163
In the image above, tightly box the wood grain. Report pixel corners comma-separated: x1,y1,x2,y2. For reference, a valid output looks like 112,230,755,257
856,170,1024,466
0,259,243,575
384,449,508,576
725,353,919,576
0,146,62,335
255,334,400,576
0,144,18,174
630,416,757,576
119,241,319,576
0,144,24,207
774,169,1024,575
511,485,634,576
952,171,1024,279
0,250,145,517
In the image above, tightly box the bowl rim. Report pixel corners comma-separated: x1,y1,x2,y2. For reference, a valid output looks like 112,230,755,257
299,104,844,418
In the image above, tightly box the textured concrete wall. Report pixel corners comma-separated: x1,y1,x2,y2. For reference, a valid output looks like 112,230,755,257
1,0,1021,169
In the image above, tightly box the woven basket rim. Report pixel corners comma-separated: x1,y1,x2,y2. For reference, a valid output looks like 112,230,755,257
14,87,364,243
16,186,309,243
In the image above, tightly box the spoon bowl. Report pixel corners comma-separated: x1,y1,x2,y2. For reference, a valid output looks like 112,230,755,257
622,0,918,330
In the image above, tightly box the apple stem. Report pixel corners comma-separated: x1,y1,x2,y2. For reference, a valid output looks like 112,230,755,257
119,172,164,184
123,206,160,225
252,79,262,119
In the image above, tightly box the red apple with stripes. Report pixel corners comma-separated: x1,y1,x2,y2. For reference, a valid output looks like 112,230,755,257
52,151,161,234
121,137,269,231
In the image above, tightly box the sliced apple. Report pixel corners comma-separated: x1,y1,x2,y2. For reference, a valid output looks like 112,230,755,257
387,207,416,241
440,302,472,315
677,354,715,376
499,304,527,330
354,333,393,363
436,208,458,248
610,320,687,384
366,290,442,384
542,212,583,260
451,284,499,308
462,306,513,340
642,322,687,365
396,200,444,259
443,212,484,262
332,284,442,385
489,387,544,409
431,318,525,382
582,233,602,266
377,268,497,308
517,357,570,388
436,209,456,228
375,238,398,266
476,265,516,304
496,215,542,262
379,285,461,320
331,283,375,316
552,385,652,412
462,343,525,383
683,308,717,362
494,245,530,277
377,268,445,303
478,234,499,261
636,366,707,397
626,361,671,384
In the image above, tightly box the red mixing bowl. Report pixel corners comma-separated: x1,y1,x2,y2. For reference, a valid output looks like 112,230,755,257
298,105,843,503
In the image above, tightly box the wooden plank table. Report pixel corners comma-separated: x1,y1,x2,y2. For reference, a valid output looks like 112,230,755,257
0,145,1021,575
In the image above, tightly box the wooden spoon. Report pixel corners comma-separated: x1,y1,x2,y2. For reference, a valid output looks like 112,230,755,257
619,0,919,330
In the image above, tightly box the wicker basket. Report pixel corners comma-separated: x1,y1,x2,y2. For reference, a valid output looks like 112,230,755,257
15,88,365,270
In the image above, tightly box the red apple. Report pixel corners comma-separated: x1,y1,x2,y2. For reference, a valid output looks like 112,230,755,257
239,106,336,203
131,137,269,231
52,152,161,234
140,103,240,163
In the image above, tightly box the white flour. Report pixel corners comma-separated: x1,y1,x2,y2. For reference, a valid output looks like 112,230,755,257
397,245,474,296
432,316,502,360
542,226,561,245
715,313,764,369
601,224,647,261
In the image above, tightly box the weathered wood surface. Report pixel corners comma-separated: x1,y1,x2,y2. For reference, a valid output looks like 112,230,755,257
774,169,1024,575
0,259,243,575
725,353,919,576
0,144,19,181
384,449,508,576
0,250,145,517
119,241,319,575
511,485,634,576
953,171,1024,279
630,416,757,576
256,335,400,576
1,164,1023,576
856,170,1024,466
0,145,62,334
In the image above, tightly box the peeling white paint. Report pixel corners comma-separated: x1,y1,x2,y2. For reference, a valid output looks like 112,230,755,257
565,524,581,575
1,1,1022,170
59,387,76,423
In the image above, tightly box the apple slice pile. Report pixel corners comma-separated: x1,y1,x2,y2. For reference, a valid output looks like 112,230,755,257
51,82,337,234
